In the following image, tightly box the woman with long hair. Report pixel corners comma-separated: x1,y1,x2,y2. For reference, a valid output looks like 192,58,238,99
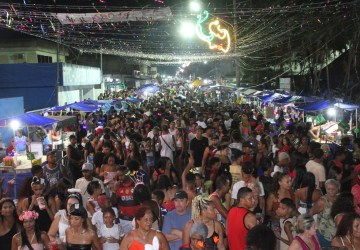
295,172,322,215
48,192,83,244
125,141,143,164
153,157,179,187
266,173,295,234
288,214,321,250
331,212,360,249
18,177,55,232
112,140,125,165
297,136,310,156
0,198,20,250
330,192,356,226
65,204,101,250
11,210,50,250
183,196,225,250
240,114,251,140
120,206,169,250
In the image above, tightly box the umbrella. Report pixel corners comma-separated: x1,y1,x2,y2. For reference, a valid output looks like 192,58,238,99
192,80,203,86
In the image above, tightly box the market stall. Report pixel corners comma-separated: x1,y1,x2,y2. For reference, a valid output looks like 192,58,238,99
0,113,57,198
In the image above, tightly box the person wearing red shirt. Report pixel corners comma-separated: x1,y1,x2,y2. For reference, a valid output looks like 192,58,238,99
227,187,257,250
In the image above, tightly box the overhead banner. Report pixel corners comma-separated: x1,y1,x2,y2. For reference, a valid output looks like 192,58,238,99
52,7,172,25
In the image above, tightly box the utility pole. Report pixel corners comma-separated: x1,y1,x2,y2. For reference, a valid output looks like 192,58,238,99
233,0,241,87
56,24,60,105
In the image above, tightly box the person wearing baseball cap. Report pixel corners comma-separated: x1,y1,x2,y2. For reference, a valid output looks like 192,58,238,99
75,162,104,206
163,190,191,250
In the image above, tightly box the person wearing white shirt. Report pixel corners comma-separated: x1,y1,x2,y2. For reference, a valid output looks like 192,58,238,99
305,148,326,189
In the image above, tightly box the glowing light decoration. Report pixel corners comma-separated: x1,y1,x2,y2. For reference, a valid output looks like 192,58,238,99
195,10,231,53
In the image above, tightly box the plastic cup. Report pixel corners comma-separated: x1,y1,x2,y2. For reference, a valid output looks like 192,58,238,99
37,197,46,210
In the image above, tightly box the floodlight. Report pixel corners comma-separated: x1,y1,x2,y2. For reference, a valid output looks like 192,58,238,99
327,108,336,116
10,120,20,130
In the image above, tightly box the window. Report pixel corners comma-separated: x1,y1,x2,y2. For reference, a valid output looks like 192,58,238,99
37,55,53,63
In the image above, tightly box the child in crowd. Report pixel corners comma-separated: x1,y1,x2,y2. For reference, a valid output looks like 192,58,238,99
276,198,299,250
86,180,102,216
92,194,119,236
100,207,124,250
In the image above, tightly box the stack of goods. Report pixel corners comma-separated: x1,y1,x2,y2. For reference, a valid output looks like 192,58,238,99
2,156,14,167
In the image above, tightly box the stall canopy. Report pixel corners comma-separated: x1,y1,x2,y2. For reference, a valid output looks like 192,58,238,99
296,100,333,111
81,100,105,107
334,103,359,111
68,102,99,112
0,113,58,127
46,104,69,112
46,116,77,129
258,93,284,102
242,89,258,96
272,96,293,104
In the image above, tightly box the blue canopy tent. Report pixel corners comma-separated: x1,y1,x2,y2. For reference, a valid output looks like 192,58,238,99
272,96,293,104
296,100,333,111
0,113,58,127
46,104,69,112
68,103,99,112
81,100,105,107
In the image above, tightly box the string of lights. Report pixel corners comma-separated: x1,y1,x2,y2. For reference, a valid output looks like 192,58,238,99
0,0,358,65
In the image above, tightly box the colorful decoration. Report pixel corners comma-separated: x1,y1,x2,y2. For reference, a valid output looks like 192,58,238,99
19,210,39,221
195,10,231,53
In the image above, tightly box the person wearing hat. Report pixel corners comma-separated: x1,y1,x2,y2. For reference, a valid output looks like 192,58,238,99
75,162,105,207
65,203,101,250
163,190,191,250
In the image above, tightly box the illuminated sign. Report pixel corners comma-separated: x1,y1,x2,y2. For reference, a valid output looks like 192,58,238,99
195,11,231,53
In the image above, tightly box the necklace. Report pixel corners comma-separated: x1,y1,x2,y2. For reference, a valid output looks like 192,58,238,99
345,236,355,250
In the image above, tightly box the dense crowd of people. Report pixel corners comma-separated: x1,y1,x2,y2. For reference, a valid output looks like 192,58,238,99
1,86,360,250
